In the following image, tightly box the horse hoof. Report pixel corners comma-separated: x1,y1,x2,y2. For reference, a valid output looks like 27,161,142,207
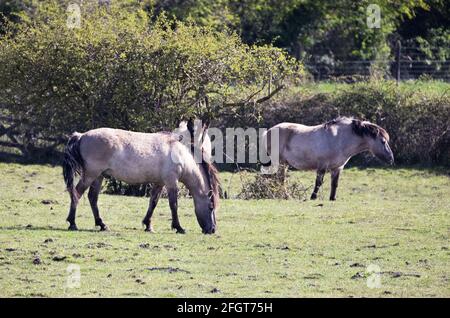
144,227,155,233
68,224,78,231
310,194,317,200
99,225,109,231
175,228,186,234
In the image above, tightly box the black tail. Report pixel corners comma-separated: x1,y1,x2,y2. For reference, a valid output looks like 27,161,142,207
62,132,84,199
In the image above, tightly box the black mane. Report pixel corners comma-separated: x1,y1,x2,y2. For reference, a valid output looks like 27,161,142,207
324,117,390,141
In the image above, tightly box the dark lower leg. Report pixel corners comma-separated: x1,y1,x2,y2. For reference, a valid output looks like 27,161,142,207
168,188,184,234
311,170,325,200
66,181,88,230
142,185,163,232
88,177,108,231
67,197,79,230
330,170,341,201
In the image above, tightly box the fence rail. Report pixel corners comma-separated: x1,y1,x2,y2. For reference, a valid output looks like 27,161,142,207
304,43,450,82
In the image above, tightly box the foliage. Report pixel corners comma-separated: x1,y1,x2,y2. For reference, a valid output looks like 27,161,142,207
2,0,447,76
150,0,431,77
403,27,450,78
238,167,308,200
0,1,301,157
103,175,190,198
0,0,31,33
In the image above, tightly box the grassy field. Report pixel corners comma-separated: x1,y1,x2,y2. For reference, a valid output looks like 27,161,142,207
293,80,450,95
0,162,448,297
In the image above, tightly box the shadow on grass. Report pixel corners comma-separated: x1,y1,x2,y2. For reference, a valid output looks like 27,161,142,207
0,151,62,166
1,150,448,176
0,225,98,233
350,164,450,177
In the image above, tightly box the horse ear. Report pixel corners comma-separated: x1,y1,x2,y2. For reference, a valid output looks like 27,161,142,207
202,121,210,142
200,117,210,144
187,118,195,137
178,120,187,129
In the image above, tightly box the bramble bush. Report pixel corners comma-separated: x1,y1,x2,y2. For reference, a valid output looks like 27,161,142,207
0,1,302,158
238,167,308,200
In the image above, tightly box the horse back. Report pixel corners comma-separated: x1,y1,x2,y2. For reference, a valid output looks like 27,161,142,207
271,123,340,170
79,128,181,184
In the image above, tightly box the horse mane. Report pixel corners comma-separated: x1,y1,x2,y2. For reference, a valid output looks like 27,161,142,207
351,119,390,142
180,118,218,209
323,116,353,129
324,116,389,141
324,118,340,129
190,146,219,210
200,158,220,210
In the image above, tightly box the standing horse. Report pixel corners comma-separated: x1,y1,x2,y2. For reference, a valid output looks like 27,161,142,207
263,117,394,200
62,128,219,234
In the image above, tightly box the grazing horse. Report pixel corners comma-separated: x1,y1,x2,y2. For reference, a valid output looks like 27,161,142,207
62,128,219,234
263,117,394,200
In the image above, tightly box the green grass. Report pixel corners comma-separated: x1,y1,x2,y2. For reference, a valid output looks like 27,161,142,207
293,80,450,95
0,162,449,297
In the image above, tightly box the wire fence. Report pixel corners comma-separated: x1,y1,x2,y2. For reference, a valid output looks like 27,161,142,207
304,43,450,82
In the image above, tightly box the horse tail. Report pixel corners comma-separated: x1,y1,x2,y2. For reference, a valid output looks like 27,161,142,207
62,132,84,200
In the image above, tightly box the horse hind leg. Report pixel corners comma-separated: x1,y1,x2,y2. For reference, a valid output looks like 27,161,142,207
66,176,96,230
67,190,82,231
142,184,163,232
88,176,108,231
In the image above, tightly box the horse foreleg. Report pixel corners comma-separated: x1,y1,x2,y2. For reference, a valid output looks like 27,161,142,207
329,168,341,201
88,176,108,231
168,188,185,234
142,184,163,232
66,178,92,230
311,169,325,200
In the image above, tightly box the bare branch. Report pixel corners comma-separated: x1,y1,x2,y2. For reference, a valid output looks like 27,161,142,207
223,85,285,108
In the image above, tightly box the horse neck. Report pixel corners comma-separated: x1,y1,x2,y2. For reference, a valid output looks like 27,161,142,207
181,161,210,199
340,124,369,158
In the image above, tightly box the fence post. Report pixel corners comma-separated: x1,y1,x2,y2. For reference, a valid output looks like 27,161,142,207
396,40,401,84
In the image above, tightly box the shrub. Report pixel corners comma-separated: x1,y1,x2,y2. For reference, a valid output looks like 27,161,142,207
0,1,301,157
238,167,308,200
103,176,190,198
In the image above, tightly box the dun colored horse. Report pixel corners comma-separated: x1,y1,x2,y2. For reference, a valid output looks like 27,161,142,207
62,127,219,234
264,117,394,200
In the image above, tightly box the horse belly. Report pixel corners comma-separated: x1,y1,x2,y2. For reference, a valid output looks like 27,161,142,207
106,149,166,185
283,149,318,170
282,137,320,170
284,145,347,171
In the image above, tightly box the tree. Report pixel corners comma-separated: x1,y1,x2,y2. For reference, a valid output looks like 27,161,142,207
0,1,302,157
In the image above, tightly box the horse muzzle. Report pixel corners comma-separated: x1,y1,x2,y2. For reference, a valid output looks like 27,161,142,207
387,153,394,165
202,226,216,235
